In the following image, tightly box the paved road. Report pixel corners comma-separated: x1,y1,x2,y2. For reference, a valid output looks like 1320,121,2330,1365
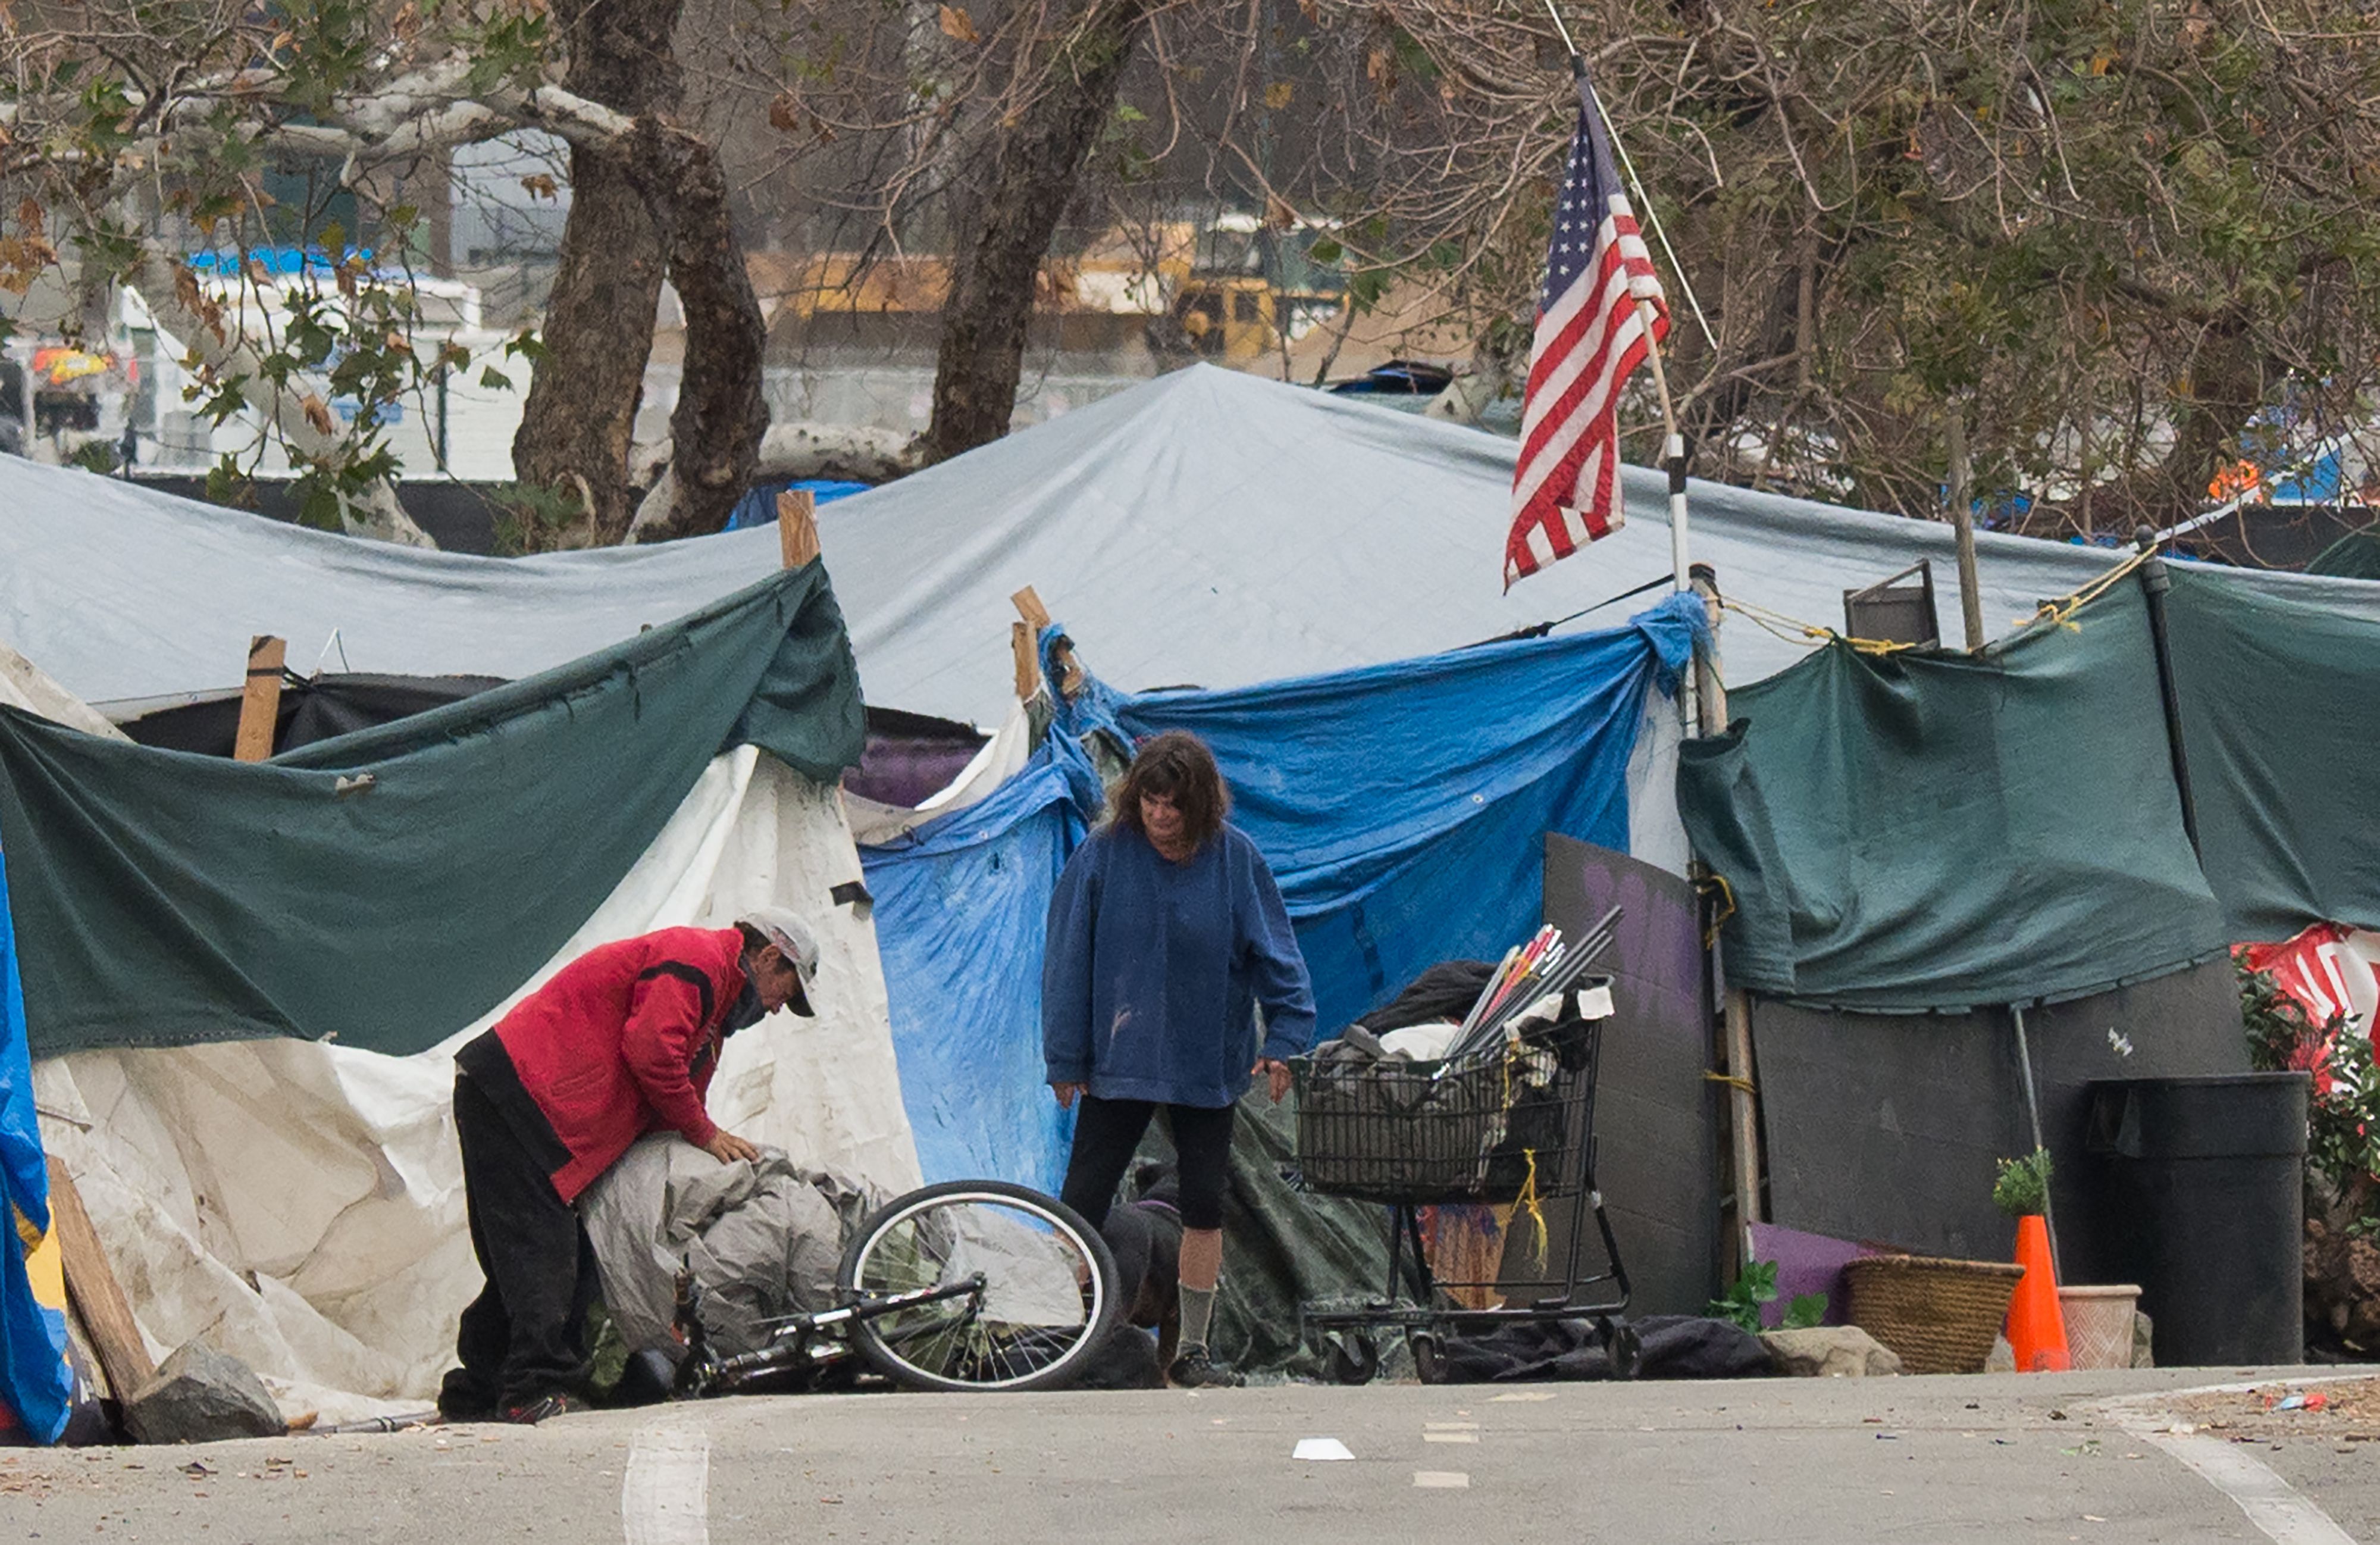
4,1369,2372,1544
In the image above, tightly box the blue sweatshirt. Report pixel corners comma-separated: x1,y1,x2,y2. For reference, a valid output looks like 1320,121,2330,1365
1042,821,1317,1108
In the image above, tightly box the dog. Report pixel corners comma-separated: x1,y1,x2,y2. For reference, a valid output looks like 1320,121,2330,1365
1069,1162,1185,1390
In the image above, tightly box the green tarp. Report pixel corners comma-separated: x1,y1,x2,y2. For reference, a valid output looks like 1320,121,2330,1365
2169,568,2380,941
0,565,863,1059
2308,531,2380,581
1679,564,2380,1011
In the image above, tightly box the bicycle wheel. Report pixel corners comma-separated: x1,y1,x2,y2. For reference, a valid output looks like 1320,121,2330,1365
837,1179,1123,1393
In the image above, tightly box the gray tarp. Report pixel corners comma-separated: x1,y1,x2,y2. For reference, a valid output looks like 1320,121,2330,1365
8,366,2376,723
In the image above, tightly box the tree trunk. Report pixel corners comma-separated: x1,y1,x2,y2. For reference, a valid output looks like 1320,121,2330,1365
510,0,684,547
622,121,769,543
925,0,1153,462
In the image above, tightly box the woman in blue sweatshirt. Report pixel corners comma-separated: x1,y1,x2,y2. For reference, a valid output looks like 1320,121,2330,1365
1043,730,1316,1387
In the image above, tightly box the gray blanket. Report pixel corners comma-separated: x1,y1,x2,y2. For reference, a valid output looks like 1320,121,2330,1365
580,1134,886,1361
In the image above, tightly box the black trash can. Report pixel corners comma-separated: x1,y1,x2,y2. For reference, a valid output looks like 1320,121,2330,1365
2086,1073,2310,1367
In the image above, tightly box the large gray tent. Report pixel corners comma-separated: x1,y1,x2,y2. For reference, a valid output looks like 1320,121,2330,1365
5,363,2376,721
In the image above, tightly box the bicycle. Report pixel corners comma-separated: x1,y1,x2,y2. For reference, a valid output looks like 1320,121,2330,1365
668,1178,1124,1397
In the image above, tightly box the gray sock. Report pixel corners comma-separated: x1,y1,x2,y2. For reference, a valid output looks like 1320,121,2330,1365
1178,1284,1217,1353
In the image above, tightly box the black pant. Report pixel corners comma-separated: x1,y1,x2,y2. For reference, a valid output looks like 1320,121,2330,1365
441,1075,599,1415
1060,1096,1234,1231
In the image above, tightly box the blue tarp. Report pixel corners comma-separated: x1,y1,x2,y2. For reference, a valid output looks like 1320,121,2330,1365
861,749,1100,1194
0,821,70,1443
724,480,871,532
860,595,1705,1187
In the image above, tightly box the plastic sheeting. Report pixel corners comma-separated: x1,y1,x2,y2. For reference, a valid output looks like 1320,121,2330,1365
1677,565,2380,1011
2166,568,2380,941
30,750,921,1416
0,567,864,1059
1677,580,2226,1011
12,367,2378,723
1073,595,1709,1036
860,599,1700,1191
862,748,1098,1194
0,822,69,1443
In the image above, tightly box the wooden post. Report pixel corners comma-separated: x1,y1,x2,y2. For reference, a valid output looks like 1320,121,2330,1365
1012,621,1041,701
1010,586,1084,699
776,488,820,569
1946,400,1986,650
1689,568,1764,1271
233,635,286,763
44,1159,154,1399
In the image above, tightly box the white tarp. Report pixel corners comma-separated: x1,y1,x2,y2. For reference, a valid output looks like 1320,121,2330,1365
11,366,2376,723
31,748,922,1419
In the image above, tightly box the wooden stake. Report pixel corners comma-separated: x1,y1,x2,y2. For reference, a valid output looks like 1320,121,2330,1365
1690,568,1764,1271
1946,400,1987,651
233,635,285,763
1010,587,1083,699
1012,621,1041,701
44,1159,155,1398
776,488,820,569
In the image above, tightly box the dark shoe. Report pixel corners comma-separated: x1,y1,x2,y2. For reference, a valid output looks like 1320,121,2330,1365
436,1368,497,1422
1167,1346,1245,1388
503,1393,584,1425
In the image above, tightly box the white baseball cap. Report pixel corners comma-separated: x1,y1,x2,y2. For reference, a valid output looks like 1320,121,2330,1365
737,906,821,1014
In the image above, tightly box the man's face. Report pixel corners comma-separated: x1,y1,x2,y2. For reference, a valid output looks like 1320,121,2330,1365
1140,792,1186,849
753,944,806,1013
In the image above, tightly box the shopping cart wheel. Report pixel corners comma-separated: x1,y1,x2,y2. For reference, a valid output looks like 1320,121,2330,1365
1321,1330,1380,1386
1408,1330,1443,1385
1597,1316,1640,1381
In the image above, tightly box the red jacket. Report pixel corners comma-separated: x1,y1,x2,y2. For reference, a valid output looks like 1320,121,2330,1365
490,926,749,1203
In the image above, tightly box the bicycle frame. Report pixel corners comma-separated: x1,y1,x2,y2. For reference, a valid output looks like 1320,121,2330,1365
672,1271,991,1398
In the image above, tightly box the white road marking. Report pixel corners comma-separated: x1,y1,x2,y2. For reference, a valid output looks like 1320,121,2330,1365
1413,1471,1471,1489
623,1422,711,1545
2097,1380,2362,1545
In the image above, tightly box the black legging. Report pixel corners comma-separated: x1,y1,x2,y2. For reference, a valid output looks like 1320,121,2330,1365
1060,1096,1234,1231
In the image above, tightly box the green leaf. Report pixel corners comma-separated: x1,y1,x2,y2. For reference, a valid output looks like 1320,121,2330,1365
478,366,513,391
1783,1293,1828,1331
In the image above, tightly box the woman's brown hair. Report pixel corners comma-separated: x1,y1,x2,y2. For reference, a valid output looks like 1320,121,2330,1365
1111,731,1230,850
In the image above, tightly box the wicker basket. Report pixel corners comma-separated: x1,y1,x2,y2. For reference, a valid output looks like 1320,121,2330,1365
1844,1255,2027,1375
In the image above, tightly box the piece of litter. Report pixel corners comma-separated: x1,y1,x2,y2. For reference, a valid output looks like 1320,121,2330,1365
1425,1422,1480,1431
1424,1433,1479,1445
1489,1391,1556,1403
1413,1471,1470,1489
2084,1516,2106,1524
2272,1393,2329,1413
1293,1438,1355,1462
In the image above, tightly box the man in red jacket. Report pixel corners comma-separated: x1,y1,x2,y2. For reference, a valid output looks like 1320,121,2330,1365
436,906,821,1423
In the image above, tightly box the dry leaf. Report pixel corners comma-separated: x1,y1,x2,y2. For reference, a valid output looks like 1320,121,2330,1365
302,395,336,437
1264,194,1297,230
1264,80,1294,110
16,198,42,237
519,173,559,201
768,92,801,133
938,4,980,43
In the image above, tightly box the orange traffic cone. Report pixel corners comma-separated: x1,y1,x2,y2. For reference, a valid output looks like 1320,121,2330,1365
2006,1213,2072,1372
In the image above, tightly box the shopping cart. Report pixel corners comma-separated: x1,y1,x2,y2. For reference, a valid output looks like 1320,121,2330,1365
1288,983,1631,1383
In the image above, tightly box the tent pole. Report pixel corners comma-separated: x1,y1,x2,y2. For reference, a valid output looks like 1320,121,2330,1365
2009,1003,2062,1283
2133,548,2203,860
1690,565,1761,1270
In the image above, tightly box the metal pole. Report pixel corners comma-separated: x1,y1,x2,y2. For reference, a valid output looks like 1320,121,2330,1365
2134,548,2203,859
2009,1003,2061,1283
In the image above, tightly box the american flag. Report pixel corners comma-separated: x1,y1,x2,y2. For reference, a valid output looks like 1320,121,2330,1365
1505,67,1669,587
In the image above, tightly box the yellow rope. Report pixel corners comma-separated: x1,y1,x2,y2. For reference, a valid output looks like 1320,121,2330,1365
1697,872,1737,947
1717,543,2153,661
1514,1148,1549,1269
1702,1070,1756,1094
